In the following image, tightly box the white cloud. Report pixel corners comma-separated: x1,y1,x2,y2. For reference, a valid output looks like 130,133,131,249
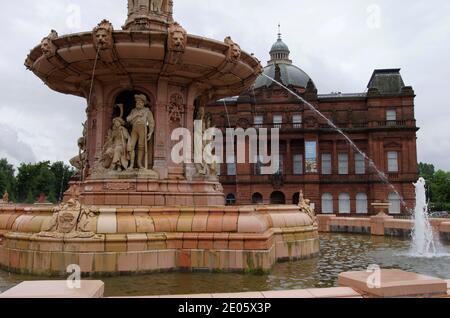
0,0,449,170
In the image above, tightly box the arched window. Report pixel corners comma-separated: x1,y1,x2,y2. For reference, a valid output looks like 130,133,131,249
270,191,286,204
226,194,236,206
356,193,368,214
339,193,351,214
389,192,401,214
321,193,333,214
252,193,263,204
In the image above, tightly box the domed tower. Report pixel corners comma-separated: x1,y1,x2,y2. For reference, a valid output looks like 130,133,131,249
254,26,314,90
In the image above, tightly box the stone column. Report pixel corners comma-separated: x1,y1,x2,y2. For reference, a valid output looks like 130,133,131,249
153,77,169,179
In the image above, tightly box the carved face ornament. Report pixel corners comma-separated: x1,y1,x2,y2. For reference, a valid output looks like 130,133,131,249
41,38,54,56
172,31,185,49
95,29,110,49
231,44,241,59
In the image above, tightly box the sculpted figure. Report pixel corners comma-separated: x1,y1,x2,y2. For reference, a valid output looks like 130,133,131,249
103,115,131,172
70,122,87,173
93,20,114,50
195,108,218,177
127,95,155,170
39,199,99,239
41,30,58,57
150,0,164,13
298,190,317,225
2,191,9,203
224,36,241,63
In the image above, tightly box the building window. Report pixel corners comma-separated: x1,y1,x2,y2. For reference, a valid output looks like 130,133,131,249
292,114,303,128
339,193,351,214
321,154,332,175
293,154,304,175
270,191,286,204
227,155,236,176
273,115,283,128
226,194,236,206
356,193,368,214
389,192,401,214
355,153,366,175
338,153,349,175
386,110,397,125
254,115,263,128
321,193,334,214
252,193,263,204
387,151,399,172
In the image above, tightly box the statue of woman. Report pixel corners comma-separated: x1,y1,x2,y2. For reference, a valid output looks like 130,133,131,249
103,117,131,172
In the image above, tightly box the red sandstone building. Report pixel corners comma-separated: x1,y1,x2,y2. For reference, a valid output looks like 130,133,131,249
209,33,419,215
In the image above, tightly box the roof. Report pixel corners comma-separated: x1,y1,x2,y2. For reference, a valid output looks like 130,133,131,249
254,63,313,89
367,69,406,94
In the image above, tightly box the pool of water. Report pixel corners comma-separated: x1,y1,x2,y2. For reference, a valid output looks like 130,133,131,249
1,234,449,297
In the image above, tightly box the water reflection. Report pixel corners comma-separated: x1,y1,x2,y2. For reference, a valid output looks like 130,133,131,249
1,234,448,297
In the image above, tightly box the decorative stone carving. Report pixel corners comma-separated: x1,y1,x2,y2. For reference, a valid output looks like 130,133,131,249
167,93,185,123
150,0,164,13
167,22,187,64
224,36,241,63
102,114,131,172
195,107,218,178
126,94,156,171
104,182,136,191
70,121,88,174
40,30,58,57
93,20,114,50
298,190,317,225
24,54,33,70
2,191,9,204
38,199,99,239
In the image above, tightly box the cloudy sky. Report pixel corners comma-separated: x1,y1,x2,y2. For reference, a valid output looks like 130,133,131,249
0,0,449,170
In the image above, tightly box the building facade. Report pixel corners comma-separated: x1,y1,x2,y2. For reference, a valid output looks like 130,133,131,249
208,33,419,215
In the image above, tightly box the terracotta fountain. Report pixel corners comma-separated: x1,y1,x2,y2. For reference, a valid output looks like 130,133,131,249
0,0,319,276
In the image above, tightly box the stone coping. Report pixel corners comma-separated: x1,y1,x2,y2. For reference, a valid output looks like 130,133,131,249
339,270,448,298
0,281,104,298
134,287,362,299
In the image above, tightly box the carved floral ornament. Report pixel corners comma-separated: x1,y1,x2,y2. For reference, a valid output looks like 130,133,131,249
93,20,114,50
167,93,185,123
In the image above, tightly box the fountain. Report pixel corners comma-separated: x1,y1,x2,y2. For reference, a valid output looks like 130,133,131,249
411,178,438,256
0,0,319,276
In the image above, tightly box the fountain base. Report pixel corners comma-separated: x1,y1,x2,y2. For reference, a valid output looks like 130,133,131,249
0,205,319,276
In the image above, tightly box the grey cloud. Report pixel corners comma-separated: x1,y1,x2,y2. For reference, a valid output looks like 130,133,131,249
0,124,37,166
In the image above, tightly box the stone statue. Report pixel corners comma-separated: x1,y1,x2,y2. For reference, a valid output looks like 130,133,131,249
70,122,87,173
93,20,114,50
41,30,58,57
127,94,155,170
298,190,317,225
102,114,131,172
224,36,241,63
150,0,164,13
2,191,9,204
38,199,99,239
195,107,218,178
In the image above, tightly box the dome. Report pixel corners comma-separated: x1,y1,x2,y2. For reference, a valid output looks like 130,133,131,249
254,63,312,89
270,38,290,53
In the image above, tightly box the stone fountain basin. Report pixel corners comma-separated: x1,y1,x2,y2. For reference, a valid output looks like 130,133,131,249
26,31,261,98
0,205,318,276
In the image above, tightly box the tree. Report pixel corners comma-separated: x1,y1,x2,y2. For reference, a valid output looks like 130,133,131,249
50,162,74,202
0,158,17,202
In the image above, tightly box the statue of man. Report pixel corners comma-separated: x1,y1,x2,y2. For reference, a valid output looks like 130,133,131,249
127,94,155,170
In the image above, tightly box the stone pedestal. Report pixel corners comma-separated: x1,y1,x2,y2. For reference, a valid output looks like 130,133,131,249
370,202,393,236
0,281,104,298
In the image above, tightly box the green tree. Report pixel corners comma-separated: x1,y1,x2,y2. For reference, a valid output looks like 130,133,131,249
50,162,74,202
0,158,17,202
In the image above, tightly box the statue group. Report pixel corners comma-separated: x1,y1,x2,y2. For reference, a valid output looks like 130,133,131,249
96,94,157,177
128,0,165,15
